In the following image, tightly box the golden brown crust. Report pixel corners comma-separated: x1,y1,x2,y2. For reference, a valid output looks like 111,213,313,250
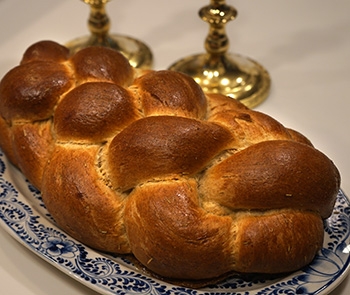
21,40,70,64
0,116,17,166
54,82,141,143
124,179,234,280
41,145,130,253
233,210,324,273
0,40,341,284
107,116,233,191
134,70,207,118
70,46,134,86
11,121,53,189
286,128,314,146
0,61,73,121
200,140,339,219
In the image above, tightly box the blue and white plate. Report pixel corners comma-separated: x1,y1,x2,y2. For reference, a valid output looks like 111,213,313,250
0,149,349,295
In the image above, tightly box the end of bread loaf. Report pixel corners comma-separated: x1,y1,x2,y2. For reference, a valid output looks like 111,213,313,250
0,40,341,284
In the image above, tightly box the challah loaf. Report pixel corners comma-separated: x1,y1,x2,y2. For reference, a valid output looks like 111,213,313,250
0,40,340,283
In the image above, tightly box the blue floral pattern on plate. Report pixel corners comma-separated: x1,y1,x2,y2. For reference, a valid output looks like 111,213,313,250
0,149,349,295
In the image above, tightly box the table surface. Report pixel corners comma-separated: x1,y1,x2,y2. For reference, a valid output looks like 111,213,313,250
0,0,349,294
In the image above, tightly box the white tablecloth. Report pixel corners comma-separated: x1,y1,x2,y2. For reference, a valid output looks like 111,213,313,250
0,1,349,294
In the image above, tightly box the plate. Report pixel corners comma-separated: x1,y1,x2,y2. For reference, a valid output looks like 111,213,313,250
0,148,349,295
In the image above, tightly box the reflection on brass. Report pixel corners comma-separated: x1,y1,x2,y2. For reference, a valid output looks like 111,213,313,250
65,0,153,69
169,0,270,108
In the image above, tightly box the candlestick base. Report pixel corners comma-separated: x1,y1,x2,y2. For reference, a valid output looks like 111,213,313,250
66,33,153,69
65,0,153,69
168,0,271,108
169,52,270,109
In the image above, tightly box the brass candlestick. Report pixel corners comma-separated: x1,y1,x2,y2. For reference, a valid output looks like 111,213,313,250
168,0,270,108
66,0,153,69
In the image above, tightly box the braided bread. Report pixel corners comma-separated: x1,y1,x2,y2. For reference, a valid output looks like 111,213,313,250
0,40,340,283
